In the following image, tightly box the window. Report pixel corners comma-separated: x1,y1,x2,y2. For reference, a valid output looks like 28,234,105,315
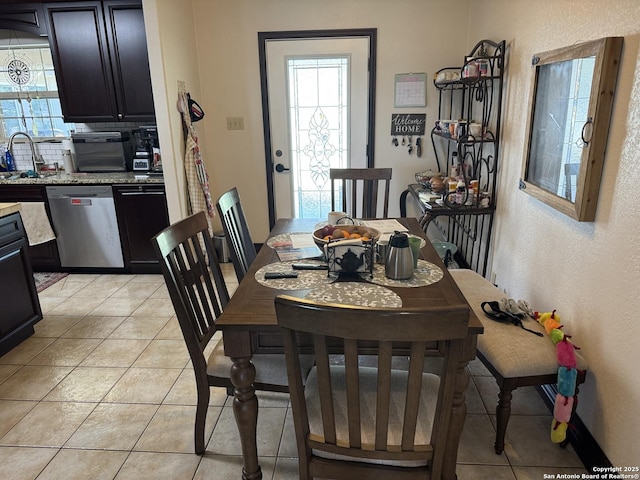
0,37,74,140
287,56,349,218
520,37,623,222
526,56,594,202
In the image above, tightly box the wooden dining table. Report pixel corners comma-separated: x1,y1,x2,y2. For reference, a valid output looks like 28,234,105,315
216,217,484,480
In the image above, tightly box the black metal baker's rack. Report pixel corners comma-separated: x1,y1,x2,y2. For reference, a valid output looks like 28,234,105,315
401,39,506,277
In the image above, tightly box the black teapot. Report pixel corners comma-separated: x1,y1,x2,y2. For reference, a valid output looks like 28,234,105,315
335,248,366,273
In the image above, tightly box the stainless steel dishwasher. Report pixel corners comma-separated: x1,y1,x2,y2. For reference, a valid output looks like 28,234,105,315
46,185,124,268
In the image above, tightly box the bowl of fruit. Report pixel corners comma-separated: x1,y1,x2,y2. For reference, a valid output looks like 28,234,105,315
312,224,381,250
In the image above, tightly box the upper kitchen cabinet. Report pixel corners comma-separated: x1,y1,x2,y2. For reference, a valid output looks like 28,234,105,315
0,3,49,36
44,0,155,123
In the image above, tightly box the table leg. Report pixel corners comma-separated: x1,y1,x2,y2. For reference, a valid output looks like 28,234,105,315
440,335,476,480
230,355,262,480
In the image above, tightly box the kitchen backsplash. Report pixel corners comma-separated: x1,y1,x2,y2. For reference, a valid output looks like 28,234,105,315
3,122,141,172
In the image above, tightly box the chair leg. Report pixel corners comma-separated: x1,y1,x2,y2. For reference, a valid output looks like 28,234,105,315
494,388,513,454
194,384,211,455
299,457,311,480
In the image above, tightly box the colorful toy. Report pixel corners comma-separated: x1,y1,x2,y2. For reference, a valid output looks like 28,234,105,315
553,393,574,423
535,310,584,443
536,310,562,334
556,338,577,368
551,419,569,443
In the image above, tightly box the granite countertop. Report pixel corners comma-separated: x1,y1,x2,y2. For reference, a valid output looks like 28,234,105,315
0,172,164,185
0,202,21,218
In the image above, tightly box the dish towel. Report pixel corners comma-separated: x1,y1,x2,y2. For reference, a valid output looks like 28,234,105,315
179,88,215,222
20,202,56,246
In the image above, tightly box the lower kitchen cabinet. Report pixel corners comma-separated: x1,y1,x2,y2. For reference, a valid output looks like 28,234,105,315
0,212,42,356
113,184,169,273
0,185,60,271
1,181,169,273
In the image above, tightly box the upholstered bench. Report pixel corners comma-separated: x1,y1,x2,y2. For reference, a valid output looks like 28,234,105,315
449,269,588,454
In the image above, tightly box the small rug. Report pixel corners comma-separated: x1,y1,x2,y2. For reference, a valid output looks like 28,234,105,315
34,272,68,293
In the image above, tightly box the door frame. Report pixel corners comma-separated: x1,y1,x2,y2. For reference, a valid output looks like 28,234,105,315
258,28,377,228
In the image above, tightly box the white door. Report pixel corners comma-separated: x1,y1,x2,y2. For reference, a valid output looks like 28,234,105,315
265,37,370,220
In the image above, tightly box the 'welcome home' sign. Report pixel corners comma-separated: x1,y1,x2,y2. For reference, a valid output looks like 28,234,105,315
391,114,426,136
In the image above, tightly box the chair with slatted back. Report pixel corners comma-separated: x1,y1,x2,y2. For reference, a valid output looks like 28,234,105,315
215,187,257,282
152,211,310,455
330,168,392,219
275,294,470,480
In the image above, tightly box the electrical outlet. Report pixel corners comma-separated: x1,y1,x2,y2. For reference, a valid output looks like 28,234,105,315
226,117,244,130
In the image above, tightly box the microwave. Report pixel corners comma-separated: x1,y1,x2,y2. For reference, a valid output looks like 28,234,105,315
71,132,133,172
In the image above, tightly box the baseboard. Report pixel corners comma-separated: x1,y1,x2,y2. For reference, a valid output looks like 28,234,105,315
537,384,612,473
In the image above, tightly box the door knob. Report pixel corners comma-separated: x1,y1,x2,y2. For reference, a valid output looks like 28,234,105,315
275,163,290,173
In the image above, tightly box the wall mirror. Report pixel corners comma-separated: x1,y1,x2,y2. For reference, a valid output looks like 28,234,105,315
520,37,623,221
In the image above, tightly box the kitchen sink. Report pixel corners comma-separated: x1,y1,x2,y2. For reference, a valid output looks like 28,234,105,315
0,173,20,180
0,172,58,180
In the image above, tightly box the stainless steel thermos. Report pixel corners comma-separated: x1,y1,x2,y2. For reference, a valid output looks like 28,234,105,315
385,232,414,280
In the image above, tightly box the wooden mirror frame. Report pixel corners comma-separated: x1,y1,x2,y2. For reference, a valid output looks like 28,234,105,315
520,37,623,221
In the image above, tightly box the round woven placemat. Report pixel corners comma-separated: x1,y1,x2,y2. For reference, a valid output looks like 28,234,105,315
255,260,330,290
305,283,402,308
256,258,443,291
366,259,444,288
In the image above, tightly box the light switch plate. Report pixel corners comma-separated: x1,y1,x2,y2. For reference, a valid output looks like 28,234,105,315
226,117,244,130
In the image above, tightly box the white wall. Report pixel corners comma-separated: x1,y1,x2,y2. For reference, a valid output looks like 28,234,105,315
468,0,640,467
142,0,204,223
191,0,470,240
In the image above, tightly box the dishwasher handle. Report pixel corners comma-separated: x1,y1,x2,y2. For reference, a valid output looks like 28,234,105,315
62,193,99,198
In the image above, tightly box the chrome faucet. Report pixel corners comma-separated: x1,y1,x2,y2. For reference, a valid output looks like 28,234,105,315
8,132,42,173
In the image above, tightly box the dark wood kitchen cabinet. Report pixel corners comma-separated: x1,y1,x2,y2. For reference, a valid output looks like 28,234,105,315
44,0,155,123
0,2,48,36
113,184,169,273
0,185,60,271
0,212,43,357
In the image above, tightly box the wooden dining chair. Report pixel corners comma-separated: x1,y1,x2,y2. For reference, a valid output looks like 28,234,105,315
330,168,392,219
215,187,256,282
275,294,470,480
153,211,310,455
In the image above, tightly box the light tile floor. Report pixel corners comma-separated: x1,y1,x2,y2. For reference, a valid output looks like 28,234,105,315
0,265,587,479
